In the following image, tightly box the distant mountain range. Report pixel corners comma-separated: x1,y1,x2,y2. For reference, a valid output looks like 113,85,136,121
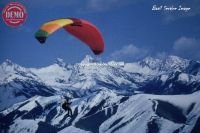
0,55,200,133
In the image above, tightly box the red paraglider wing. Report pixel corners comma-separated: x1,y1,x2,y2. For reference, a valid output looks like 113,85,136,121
64,18,104,55
35,18,104,55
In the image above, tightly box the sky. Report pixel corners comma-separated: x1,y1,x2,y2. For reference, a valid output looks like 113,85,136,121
1,0,200,67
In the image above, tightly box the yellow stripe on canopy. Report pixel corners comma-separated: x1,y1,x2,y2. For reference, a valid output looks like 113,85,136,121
41,19,74,34
43,19,74,27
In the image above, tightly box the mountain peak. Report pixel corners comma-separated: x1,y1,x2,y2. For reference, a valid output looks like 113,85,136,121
164,55,188,65
1,59,19,68
166,55,184,62
81,55,99,64
55,58,66,67
143,56,161,62
139,56,162,69
138,55,190,71
3,59,15,66
162,55,189,71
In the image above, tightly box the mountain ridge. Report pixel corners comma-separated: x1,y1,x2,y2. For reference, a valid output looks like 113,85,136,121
0,55,200,133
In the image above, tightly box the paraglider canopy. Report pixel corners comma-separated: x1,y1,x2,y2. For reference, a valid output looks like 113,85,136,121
35,18,104,55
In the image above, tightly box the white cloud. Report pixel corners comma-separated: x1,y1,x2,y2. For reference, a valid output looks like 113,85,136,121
173,37,200,60
110,44,148,61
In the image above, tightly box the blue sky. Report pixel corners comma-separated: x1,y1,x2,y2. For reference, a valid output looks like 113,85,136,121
1,0,200,67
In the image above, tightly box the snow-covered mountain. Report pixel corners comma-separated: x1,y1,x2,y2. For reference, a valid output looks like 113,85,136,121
0,55,200,133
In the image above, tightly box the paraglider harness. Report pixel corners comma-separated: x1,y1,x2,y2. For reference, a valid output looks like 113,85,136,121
62,97,73,116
